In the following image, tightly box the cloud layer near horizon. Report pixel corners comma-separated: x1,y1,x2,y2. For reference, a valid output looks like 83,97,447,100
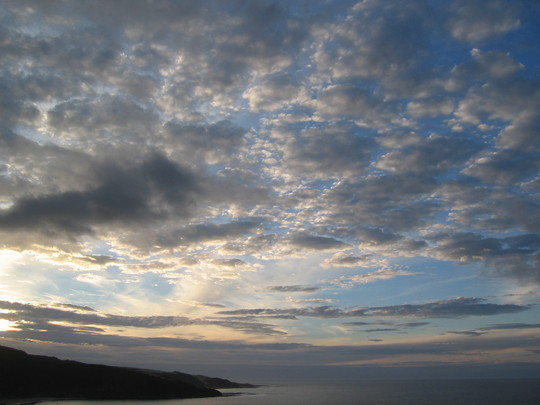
0,0,539,376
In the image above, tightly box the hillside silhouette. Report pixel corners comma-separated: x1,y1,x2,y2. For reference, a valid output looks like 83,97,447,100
0,345,253,401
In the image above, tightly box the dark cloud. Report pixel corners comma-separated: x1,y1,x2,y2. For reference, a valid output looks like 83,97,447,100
480,323,540,331
282,126,375,180
79,254,118,266
322,174,441,233
323,255,373,268
54,303,97,312
312,1,438,97
399,322,431,328
447,49,523,92
0,153,201,242
157,221,261,248
0,81,40,126
449,0,521,42
354,227,403,246
218,297,529,319
456,77,540,153
438,180,540,234
267,285,321,293
376,135,482,175
447,330,487,337
243,74,305,112
463,149,540,185
498,110,540,152
363,328,399,333
0,130,99,200
219,234,280,256
315,85,383,120
447,323,540,337
163,120,246,163
290,234,351,251
47,95,158,140
342,322,371,327
0,300,193,329
429,232,540,283
354,297,529,318
211,258,247,268
344,321,430,328
0,300,285,336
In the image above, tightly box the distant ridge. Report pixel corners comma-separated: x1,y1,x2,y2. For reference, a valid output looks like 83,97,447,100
0,345,254,401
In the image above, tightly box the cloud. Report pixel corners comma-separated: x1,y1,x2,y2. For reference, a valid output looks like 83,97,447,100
497,109,540,153
428,232,540,283
312,1,437,98
463,150,540,185
406,98,454,118
481,323,540,331
322,254,376,268
211,258,248,268
399,322,431,328
0,153,201,244
218,297,529,319
282,126,376,180
163,120,247,164
47,95,158,142
243,74,307,112
375,134,482,175
321,174,440,233
157,221,261,248
0,0,539,374
447,323,540,337
0,130,98,198
343,321,430,332
454,76,540,153
287,298,334,305
447,330,488,337
267,285,321,293
335,269,418,285
315,84,383,120
174,300,226,309
0,300,285,336
0,300,191,329
290,234,351,251
354,227,404,245
449,0,521,42
446,49,523,92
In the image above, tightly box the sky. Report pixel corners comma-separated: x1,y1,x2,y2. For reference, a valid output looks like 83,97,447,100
0,0,540,382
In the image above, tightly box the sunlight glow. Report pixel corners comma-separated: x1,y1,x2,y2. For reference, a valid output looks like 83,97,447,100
0,319,17,332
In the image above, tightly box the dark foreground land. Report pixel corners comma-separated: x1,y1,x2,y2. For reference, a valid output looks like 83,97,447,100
0,345,255,402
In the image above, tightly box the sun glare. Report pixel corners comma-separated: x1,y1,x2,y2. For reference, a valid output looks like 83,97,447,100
0,319,17,332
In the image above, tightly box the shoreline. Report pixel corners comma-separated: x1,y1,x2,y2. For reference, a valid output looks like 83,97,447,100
0,398,75,405
0,389,257,405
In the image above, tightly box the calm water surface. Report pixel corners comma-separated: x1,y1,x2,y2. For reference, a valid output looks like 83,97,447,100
38,379,540,405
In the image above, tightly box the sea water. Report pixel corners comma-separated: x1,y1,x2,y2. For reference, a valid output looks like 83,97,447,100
38,379,540,405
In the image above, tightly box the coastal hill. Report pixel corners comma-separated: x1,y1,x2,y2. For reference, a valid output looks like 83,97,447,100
0,345,255,401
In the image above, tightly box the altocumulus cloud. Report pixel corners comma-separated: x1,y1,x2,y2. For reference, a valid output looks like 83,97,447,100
0,0,539,378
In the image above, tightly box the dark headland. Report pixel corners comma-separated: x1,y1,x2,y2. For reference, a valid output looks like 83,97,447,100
0,345,256,402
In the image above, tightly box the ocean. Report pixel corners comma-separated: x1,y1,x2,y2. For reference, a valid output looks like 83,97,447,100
37,379,540,405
